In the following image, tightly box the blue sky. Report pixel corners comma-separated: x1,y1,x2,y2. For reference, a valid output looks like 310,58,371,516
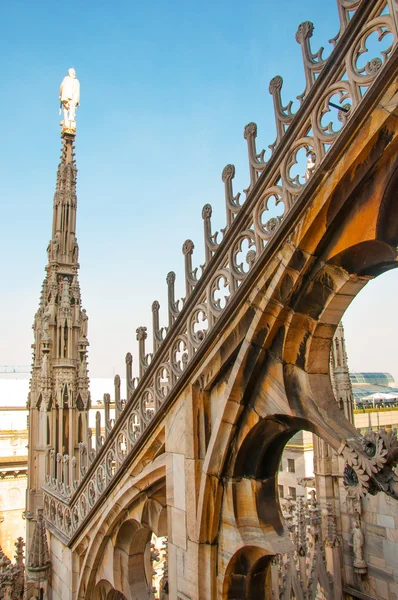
1,1,397,385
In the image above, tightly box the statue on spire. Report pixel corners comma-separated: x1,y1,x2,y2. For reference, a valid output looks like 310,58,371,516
59,68,80,132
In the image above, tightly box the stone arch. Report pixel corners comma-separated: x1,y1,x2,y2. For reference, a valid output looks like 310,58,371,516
76,458,166,599
222,547,274,599
94,579,127,600
283,247,398,448
232,416,312,536
377,157,398,248
113,519,153,600
196,136,398,597
141,497,168,537
112,496,168,599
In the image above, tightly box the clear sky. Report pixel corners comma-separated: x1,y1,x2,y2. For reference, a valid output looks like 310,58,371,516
0,1,397,383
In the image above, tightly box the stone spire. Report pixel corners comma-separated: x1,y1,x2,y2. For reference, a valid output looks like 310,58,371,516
331,321,354,424
27,113,90,565
27,510,50,578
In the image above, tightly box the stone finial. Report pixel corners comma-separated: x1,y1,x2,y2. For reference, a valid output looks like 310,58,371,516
202,203,221,264
221,164,235,182
136,327,151,377
325,503,339,547
244,122,257,139
166,271,175,285
222,164,241,227
136,327,147,341
202,204,212,219
167,271,180,327
183,240,198,297
96,411,103,449
114,374,123,420
295,21,314,43
269,75,283,94
152,300,165,354
182,239,194,255
14,538,25,566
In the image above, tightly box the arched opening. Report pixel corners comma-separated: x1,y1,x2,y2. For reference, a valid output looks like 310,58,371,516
93,579,127,600
113,520,152,598
233,415,314,536
223,547,274,599
112,501,168,599
277,429,316,504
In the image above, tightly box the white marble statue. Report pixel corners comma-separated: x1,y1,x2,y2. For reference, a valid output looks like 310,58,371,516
61,277,70,308
42,307,51,342
80,309,88,338
352,520,367,572
59,68,80,127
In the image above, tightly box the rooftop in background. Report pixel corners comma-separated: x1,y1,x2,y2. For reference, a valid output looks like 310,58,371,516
350,372,396,387
350,373,398,405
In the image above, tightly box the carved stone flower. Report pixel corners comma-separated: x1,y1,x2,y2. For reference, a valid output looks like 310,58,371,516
266,217,279,232
365,57,382,76
246,250,257,265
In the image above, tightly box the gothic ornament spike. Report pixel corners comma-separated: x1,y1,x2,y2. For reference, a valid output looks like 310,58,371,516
166,271,181,327
114,374,122,419
296,21,327,104
243,122,268,192
95,411,103,450
331,0,362,47
152,300,166,353
222,164,241,227
136,327,152,378
104,393,112,437
269,76,295,146
202,204,222,264
182,240,198,298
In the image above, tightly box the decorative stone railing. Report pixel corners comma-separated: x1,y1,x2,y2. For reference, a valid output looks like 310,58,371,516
43,0,398,541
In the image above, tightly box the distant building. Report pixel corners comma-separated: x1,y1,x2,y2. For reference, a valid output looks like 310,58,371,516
350,372,398,407
279,367,398,503
278,430,315,500
0,378,28,559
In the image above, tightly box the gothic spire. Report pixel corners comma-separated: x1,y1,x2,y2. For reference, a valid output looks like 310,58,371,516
48,132,79,267
27,70,90,573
